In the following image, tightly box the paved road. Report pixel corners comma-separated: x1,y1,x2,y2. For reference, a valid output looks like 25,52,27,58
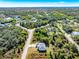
16,23,35,59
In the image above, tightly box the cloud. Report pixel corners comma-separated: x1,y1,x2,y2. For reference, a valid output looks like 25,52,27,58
0,2,79,7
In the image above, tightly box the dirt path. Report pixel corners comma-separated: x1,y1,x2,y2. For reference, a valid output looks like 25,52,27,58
21,29,34,59
57,24,79,51
16,23,35,59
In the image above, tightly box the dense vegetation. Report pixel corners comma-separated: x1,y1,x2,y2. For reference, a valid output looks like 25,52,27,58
0,7,79,59
33,26,79,59
0,26,28,58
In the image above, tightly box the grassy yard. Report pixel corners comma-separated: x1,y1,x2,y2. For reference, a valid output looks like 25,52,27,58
26,47,50,59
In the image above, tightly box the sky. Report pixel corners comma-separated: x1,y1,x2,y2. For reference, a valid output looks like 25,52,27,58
0,0,79,7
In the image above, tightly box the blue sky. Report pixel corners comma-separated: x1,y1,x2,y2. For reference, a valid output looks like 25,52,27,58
0,0,79,7
1,0,79,2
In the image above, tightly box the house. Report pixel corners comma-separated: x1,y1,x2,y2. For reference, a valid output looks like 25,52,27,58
71,32,79,35
4,17,12,20
0,14,5,18
0,24,5,27
30,17,37,22
36,42,46,52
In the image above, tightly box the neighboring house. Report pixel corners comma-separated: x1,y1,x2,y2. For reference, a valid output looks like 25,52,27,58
9,15,21,18
71,32,79,35
30,17,37,22
0,24,5,27
36,42,46,52
15,15,20,19
4,17,12,20
0,23,12,27
0,14,5,18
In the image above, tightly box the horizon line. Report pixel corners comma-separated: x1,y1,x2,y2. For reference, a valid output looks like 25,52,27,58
0,2,79,7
